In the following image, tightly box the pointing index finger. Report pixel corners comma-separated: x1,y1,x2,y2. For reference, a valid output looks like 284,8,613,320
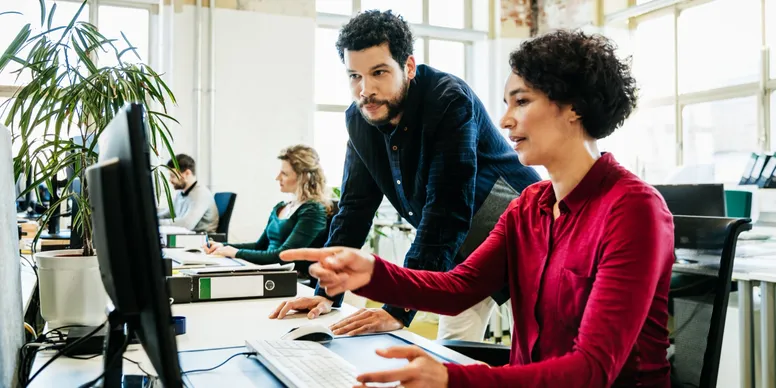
278,247,342,262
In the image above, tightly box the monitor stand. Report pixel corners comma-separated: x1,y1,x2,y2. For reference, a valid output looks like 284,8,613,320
100,310,161,388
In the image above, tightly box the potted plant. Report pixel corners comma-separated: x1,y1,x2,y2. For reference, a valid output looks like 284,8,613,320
1,1,178,326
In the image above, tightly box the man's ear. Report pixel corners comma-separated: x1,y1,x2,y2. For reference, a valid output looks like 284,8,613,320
405,55,417,79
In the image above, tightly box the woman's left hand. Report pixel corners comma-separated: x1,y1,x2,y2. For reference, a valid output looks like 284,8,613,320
212,246,239,258
354,346,448,388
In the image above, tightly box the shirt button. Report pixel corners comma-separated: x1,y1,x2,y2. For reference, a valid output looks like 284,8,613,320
396,180,401,185
408,212,414,216
403,127,408,132
392,145,398,151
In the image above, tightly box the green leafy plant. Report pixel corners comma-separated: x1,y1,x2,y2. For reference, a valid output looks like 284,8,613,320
0,0,179,256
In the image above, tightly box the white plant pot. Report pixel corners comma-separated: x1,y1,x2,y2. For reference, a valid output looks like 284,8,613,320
36,249,109,327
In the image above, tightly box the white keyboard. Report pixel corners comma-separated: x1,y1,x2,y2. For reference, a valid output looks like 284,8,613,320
245,339,359,388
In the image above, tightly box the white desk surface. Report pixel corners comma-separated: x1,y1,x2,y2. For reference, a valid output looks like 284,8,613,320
20,259,37,314
27,284,476,387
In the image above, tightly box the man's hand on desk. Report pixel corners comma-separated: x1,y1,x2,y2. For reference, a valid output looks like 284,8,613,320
269,296,334,319
330,308,402,336
279,247,376,296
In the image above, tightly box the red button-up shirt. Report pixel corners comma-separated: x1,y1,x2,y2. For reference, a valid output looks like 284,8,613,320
355,153,674,387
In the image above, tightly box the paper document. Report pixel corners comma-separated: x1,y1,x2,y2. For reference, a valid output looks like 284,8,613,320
163,249,232,266
181,262,296,274
159,225,194,235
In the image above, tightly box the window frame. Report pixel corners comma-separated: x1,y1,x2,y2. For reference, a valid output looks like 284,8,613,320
604,0,772,182
0,0,157,100
314,0,482,188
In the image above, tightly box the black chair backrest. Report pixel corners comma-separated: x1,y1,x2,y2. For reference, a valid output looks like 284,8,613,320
214,192,237,237
670,215,751,388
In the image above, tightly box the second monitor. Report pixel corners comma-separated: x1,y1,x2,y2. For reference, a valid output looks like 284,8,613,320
653,183,727,217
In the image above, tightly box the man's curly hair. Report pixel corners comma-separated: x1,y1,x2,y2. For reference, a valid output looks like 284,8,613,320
336,10,414,67
509,30,638,139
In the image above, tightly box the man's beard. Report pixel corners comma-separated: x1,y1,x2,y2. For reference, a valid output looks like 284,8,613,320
357,79,410,127
172,182,185,190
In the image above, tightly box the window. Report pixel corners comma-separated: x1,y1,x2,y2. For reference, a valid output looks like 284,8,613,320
429,0,464,29
633,15,674,99
314,0,477,188
0,1,90,87
315,28,351,106
97,6,150,67
682,96,758,183
677,0,760,93
316,0,352,15
360,0,423,23
429,39,465,80
314,111,349,187
771,91,776,150
620,105,677,183
413,38,425,65
767,0,776,78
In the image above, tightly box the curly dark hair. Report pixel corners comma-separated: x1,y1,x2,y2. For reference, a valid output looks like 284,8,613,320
336,10,414,66
509,30,638,139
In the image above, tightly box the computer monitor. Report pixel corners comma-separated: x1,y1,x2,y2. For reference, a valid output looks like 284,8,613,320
653,184,727,217
86,103,183,387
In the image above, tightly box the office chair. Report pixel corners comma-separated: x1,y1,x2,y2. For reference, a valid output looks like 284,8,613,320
212,192,237,242
297,200,339,288
670,215,751,388
724,190,752,218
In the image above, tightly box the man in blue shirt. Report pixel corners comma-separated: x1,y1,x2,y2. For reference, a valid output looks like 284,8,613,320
270,10,540,341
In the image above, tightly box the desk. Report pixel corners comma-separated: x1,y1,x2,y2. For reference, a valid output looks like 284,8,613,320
27,284,475,387
673,227,776,388
20,262,37,315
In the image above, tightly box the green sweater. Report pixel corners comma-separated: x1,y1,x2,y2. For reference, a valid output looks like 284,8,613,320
228,201,327,265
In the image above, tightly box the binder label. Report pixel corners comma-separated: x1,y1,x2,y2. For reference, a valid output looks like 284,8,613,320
198,275,265,300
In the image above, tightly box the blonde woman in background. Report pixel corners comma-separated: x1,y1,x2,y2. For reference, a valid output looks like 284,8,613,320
205,145,332,277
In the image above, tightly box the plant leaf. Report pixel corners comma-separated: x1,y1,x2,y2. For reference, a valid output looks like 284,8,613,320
38,0,46,27
47,3,57,30
0,24,31,73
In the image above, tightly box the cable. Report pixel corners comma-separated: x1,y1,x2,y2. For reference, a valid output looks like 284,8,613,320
122,356,154,378
180,352,255,375
76,333,131,388
24,323,37,338
24,321,106,387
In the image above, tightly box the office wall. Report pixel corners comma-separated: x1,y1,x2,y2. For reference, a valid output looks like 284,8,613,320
159,1,315,241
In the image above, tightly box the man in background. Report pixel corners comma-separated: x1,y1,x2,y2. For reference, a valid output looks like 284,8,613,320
158,154,219,233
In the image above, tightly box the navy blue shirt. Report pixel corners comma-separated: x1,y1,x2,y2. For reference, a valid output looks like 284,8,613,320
316,65,541,326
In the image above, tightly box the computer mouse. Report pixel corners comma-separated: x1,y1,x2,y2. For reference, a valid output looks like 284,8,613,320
281,323,334,344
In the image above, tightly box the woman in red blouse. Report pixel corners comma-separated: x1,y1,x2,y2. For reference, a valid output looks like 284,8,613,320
280,30,675,388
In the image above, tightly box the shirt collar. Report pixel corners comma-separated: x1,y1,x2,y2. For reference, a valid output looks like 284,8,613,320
182,180,198,196
538,152,617,215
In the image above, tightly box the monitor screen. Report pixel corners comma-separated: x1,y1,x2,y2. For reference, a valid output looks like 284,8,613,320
653,184,727,217
87,103,182,387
